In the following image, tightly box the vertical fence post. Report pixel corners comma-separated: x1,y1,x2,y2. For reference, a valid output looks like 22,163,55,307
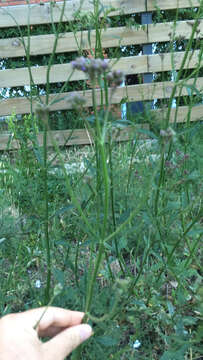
142,12,153,85
126,10,153,117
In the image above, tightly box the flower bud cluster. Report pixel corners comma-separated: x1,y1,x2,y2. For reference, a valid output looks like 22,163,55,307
160,127,176,142
71,57,109,80
67,92,86,109
106,70,124,87
164,148,190,177
35,103,50,118
71,57,125,87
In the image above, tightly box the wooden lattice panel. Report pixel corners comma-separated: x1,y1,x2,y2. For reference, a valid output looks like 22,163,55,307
0,0,61,6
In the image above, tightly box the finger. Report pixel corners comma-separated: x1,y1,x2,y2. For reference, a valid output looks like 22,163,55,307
37,308,84,337
15,307,85,337
39,325,66,338
42,324,92,360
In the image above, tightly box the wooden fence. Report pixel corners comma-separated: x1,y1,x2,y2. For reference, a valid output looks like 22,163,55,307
0,0,202,149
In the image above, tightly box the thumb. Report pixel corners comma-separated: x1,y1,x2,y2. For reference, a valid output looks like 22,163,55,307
42,324,92,360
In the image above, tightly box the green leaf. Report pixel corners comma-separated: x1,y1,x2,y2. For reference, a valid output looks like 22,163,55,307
112,119,132,127
183,316,198,325
96,336,118,347
53,269,65,286
50,96,68,106
33,147,43,166
160,345,189,360
50,205,74,219
120,96,128,105
167,301,175,316
136,128,158,139
185,84,202,97
171,70,178,81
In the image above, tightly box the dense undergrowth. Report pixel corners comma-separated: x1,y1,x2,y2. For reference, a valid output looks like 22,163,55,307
0,118,202,359
0,0,203,359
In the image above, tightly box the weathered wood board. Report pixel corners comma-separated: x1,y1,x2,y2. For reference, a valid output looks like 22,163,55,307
0,0,146,28
0,50,201,88
0,0,202,150
0,0,200,28
0,77,202,116
147,0,201,11
1,20,202,59
0,103,202,150
0,124,149,150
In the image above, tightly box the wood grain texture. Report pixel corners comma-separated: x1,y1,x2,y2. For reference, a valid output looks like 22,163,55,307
1,20,202,59
0,124,149,150
0,56,148,87
0,0,145,28
147,0,201,11
0,26,147,58
0,0,200,28
0,102,202,150
1,50,201,88
0,77,202,116
1,0,202,151
148,20,203,43
148,50,202,73
154,104,203,123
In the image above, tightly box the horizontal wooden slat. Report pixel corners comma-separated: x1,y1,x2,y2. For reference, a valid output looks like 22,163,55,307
0,0,146,28
0,0,201,28
0,77,202,116
147,0,201,11
1,50,201,88
0,56,148,87
0,56,147,87
148,49,202,73
0,124,149,150
0,63,87,88
154,104,203,123
0,26,147,58
148,20,203,43
0,103,202,150
1,20,202,59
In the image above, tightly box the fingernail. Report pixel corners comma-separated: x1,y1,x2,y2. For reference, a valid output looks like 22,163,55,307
79,324,92,341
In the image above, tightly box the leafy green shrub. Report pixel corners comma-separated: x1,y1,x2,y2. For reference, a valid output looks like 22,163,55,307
0,1,202,359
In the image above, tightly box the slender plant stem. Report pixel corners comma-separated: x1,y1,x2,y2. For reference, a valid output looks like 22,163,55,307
42,111,51,304
46,126,98,239
154,151,165,216
85,241,104,313
46,0,66,105
165,6,202,126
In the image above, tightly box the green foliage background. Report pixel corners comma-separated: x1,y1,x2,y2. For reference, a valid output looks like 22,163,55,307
0,4,202,129
0,2,202,359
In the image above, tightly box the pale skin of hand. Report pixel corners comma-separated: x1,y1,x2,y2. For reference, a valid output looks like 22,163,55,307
0,307,92,360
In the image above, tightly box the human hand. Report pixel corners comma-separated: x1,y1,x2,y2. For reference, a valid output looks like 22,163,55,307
0,306,92,360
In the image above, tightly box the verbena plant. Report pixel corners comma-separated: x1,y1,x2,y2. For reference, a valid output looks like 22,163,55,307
0,1,202,359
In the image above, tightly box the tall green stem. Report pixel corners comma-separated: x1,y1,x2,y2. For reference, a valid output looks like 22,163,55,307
154,143,165,216
165,7,202,126
85,242,104,313
46,0,66,104
42,110,51,304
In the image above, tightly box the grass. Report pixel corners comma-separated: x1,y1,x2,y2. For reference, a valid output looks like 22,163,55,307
0,120,202,359
0,0,203,358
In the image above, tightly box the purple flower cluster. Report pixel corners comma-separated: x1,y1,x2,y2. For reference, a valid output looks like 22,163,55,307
67,92,86,108
164,149,190,176
71,57,109,80
106,70,124,87
160,127,176,142
71,57,125,87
